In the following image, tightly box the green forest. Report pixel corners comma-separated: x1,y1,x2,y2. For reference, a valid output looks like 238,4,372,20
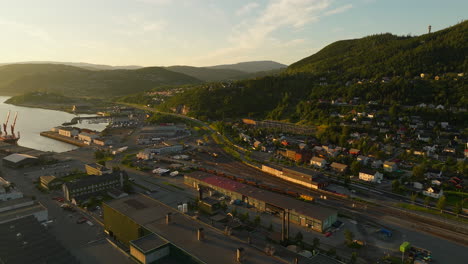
152,21,467,123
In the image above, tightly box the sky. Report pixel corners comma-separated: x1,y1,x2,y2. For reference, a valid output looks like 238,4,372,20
0,0,466,67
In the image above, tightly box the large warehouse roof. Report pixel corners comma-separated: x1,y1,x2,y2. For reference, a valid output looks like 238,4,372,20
3,153,38,163
105,194,285,264
0,216,78,264
187,172,337,221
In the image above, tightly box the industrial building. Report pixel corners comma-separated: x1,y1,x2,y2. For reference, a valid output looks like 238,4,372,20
185,172,337,233
136,145,184,160
2,153,39,168
39,175,62,190
141,124,186,136
62,171,125,203
261,164,329,190
103,194,283,264
85,163,112,175
0,216,78,264
0,197,48,224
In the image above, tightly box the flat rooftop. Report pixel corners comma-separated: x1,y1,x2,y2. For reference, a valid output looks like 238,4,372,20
0,216,78,264
131,233,168,253
187,172,337,221
105,194,285,264
0,202,46,224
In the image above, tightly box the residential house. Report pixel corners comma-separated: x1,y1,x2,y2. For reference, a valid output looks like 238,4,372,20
357,155,369,165
418,133,431,142
371,160,383,169
413,182,424,190
58,127,79,138
310,157,326,168
422,187,444,199
253,140,262,149
349,148,360,155
330,162,348,173
359,169,383,183
383,161,398,172
431,180,442,186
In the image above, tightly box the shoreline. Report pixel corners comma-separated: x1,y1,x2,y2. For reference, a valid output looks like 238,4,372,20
3,101,93,114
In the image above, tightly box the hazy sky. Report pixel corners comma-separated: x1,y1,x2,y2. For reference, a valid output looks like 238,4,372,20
0,0,466,67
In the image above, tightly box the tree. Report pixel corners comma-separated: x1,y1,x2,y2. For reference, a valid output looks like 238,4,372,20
410,193,418,204
392,180,400,193
424,196,431,207
344,229,354,245
412,164,425,181
436,195,446,212
350,161,362,176
231,207,238,217
350,252,357,264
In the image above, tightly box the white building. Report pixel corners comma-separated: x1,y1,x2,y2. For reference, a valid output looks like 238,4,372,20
310,157,326,168
423,187,443,199
58,127,79,137
359,169,383,183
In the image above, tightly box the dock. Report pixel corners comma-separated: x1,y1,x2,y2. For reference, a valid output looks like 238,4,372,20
40,131,88,147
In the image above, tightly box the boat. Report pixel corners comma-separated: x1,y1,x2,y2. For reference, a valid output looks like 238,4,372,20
0,111,20,144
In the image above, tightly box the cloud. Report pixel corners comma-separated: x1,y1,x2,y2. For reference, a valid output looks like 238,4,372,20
236,2,260,16
324,3,352,16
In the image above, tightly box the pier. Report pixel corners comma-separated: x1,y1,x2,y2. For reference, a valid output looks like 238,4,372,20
40,131,89,147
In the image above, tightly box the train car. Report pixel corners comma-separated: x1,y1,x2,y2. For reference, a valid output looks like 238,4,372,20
198,167,207,172
246,180,258,187
226,174,236,180
207,169,216,174
237,178,247,184
286,191,299,198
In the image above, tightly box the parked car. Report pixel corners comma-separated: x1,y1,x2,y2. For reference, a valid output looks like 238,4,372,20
324,231,332,237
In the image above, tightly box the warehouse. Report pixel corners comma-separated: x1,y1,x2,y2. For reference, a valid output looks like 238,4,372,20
185,172,337,233
261,164,329,189
103,194,283,264
2,153,39,168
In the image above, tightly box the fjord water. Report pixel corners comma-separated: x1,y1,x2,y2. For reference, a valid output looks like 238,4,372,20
0,96,108,152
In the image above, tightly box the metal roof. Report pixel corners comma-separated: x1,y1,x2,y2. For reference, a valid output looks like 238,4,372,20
187,172,336,221
105,194,285,264
3,153,38,163
0,216,78,264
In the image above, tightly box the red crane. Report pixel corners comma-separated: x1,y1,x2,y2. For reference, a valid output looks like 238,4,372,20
10,112,18,136
3,110,10,135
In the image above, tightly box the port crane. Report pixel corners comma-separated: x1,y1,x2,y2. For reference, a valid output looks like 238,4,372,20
2,110,10,135
10,112,18,137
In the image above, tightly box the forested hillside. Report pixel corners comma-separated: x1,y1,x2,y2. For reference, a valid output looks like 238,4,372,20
0,64,201,97
158,21,467,122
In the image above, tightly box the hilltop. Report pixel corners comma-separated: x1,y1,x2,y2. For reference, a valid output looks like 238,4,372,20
0,64,201,97
207,60,287,73
166,64,285,81
288,21,467,77
157,21,467,121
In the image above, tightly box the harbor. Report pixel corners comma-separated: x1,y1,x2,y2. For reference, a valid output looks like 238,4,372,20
39,131,89,147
